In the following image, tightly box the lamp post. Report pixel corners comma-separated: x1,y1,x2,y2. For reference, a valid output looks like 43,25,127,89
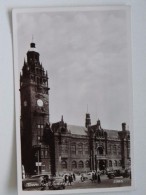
36,138,42,175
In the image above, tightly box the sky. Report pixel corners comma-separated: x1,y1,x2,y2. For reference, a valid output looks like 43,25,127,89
16,7,132,130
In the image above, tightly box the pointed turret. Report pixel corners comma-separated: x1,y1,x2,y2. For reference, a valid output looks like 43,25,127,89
85,113,91,128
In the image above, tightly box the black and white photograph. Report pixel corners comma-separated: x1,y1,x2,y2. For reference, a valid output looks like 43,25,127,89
13,6,134,194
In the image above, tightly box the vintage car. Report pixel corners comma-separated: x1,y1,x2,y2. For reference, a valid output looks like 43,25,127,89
49,177,65,190
106,170,115,179
107,169,131,179
22,174,50,190
84,171,102,181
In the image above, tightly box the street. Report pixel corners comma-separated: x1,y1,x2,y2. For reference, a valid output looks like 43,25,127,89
65,175,131,189
24,175,131,191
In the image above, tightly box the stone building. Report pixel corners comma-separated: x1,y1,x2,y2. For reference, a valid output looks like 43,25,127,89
20,42,131,176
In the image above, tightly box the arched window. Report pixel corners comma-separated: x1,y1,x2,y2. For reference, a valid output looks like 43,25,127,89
114,160,117,166
78,161,84,168
72,161,77,169
109,160,112,167
85,160,90,168
118,160,122,166
61,160,67,169
98,146,104,155
78,143,83,155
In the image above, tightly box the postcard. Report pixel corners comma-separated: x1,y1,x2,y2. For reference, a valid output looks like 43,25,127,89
13,5,134,194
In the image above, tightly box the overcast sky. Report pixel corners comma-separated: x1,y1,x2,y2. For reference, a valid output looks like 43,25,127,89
16,7,132,130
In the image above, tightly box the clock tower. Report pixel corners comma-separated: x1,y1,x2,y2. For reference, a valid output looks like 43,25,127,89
20,42,50,174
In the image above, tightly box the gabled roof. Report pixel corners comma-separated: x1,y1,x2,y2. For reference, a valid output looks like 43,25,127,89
104,129,119,139
67,125,88,135
51,121,128,139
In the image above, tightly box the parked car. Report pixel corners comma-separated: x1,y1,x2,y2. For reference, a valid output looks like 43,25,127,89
107,169,131,179
85,171,102,181
107,171,115,179
49,177,65,190
22,174,50,190
84,172,93,180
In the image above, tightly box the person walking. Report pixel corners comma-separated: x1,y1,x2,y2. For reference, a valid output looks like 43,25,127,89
41,175,49,190
73,173,76,181
64,175,68,185
81,174,84,182
97,172,101,184
68,174,73,185
94,172,97,182
92,172,94,183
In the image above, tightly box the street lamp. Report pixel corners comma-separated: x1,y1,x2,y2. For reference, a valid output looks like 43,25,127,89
36,136,42,175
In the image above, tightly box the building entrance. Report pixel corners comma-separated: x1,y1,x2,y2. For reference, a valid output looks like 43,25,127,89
99,160,106,170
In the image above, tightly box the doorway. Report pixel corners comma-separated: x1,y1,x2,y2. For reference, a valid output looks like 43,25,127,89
99,160,106,170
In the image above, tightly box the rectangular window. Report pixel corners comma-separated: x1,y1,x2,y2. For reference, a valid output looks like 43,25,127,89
85,146,89,154
71,145,76,155
41,150,44,158
61,145,68,153
37,124,44,129
44,150,48,158
78,144,83,155
107,144,111,154
37,124,44,142
118,146,121,155
113,145,117,155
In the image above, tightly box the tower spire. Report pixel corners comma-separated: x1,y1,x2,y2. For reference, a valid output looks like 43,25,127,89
32,34,34,43
30,35,36,48
85,112,91,128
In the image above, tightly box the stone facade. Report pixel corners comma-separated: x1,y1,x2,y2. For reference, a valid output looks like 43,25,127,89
20,42,131,176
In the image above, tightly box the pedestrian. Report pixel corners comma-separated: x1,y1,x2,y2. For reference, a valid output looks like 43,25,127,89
73,173,76,181
92,172,95,183
97,172,101,184
91,172,94,183
41,175,49,190
94,172,97,182
81,174,84,182
64,175,68,185
68,174,73,185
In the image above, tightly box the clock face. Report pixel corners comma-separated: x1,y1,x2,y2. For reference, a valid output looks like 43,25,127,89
37,99,43,107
